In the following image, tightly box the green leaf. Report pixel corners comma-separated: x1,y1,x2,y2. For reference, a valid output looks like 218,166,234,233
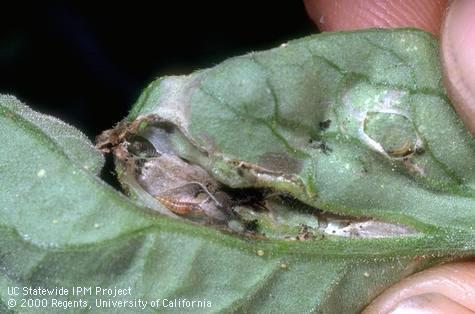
0,95,104,175
1,29,474,314
131,29,475,234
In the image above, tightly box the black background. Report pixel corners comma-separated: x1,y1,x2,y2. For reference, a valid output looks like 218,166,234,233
0,2,316,139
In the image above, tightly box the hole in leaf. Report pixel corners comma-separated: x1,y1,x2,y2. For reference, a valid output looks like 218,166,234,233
363,111,421,158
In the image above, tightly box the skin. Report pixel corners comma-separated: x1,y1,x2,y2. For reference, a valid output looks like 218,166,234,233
304,1,475,313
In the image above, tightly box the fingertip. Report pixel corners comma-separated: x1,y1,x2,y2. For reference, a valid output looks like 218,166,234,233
363,262,475,313
304,0,447,36
387,293,475,314
441,0,475,136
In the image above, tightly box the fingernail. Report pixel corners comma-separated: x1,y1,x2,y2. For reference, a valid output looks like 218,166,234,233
388,293,474,314
441,0,475,136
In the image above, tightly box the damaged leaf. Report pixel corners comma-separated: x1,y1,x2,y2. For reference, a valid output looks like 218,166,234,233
1,29,475,314
121,29,475,238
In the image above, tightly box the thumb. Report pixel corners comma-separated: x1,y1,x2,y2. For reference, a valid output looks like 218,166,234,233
363,262,475,313
441,0,475,136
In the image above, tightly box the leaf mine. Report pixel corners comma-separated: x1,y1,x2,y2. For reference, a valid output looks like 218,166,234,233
98,115,418,240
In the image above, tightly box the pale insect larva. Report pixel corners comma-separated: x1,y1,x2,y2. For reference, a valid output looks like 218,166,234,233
154,194,206,215
154,181,222,216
